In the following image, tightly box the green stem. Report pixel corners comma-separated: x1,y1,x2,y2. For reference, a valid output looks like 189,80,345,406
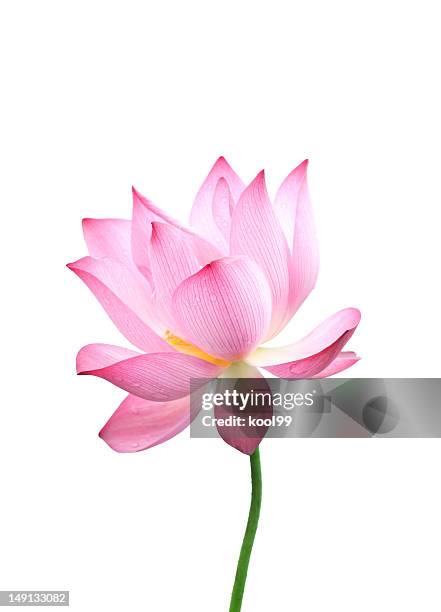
229,447,262,612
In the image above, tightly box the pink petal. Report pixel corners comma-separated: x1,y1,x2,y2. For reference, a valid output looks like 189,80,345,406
82,218,132,263
248,307,361,367
76,343,140,372
274,160,309,247
190,157,245,253
261,330,355,377
172,257,272,361
67,257,168,352
99,393,191,452
77,347,223,401
131,186,219,281
149,222,201,326
212,178,234,243
230,171,291,338
274,160,319,321
310,351,360,378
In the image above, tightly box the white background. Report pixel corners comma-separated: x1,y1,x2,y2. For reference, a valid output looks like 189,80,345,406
1,1,440,610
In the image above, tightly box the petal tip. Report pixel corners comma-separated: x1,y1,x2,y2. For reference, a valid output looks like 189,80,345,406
350,307,362,324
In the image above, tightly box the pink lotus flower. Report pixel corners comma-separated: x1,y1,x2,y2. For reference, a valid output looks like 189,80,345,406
68,157,361,454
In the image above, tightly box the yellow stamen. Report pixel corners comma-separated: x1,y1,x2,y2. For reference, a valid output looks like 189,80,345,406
165,331,230,367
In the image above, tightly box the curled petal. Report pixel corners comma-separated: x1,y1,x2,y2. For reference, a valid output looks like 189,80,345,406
77,346,223,401
190,156,245,252
230,171,291,338
67,257,168,352
172,257,271,361
275,160,319,321
248,308,361,367
274,160,309,249
99,393,191,452
261,330,355,378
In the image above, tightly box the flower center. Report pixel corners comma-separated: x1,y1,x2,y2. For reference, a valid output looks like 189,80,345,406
164,331,230,367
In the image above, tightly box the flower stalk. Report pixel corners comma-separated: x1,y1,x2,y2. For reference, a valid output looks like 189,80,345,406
229,447,262,612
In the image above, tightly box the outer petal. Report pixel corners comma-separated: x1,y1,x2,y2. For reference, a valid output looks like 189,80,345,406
67,256,168,351
310,351,360,378
77,347,223,401
82,218,132,263
261,330,355,377
76,343,140,372
230,171,291,338
248,308,361,367
274,160,319,320
99,393,191,452
172,257,272,361
131,186,219,281
190,157,245,253
149,222,201,326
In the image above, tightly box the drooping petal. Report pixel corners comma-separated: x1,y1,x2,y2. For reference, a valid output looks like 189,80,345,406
149,222,201,326
131,186,219,281
261,329,355,377
172,257,272,362
248,308,361,367
77,348,223,401
230,171,291,338
82,218,132,263
274,160,319,321
67,257,168,351
190,157,245,252
212,178,234,243
99,393,191,452
214,362,271,455
310,351,360,378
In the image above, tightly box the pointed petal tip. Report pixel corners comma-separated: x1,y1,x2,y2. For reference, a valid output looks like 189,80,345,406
214,155,232,167
245,169,268,195
132,185,142,200
286,159,309,180
246,169,266,188
299,158,309,174
131,185,151,206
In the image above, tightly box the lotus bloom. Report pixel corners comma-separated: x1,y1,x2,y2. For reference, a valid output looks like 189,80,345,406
68,158,361,454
